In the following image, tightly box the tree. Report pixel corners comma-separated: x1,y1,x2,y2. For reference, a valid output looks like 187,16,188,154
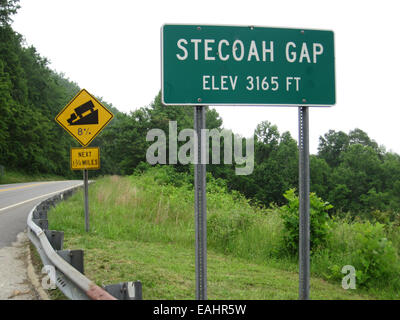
348,128,378,149
310,155,331,200
317,129,349,167
96,109,150,175
0,58,12,160
242,124,298,206
0,10,82,177
0,0,20,26
254,121,280,163
330,144,383,214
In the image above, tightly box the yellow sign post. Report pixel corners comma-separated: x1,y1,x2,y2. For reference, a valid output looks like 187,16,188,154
55,89,112,233
55,89,114,147
70,147,100,170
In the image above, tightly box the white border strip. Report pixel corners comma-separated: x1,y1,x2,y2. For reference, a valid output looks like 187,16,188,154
160,23,336,107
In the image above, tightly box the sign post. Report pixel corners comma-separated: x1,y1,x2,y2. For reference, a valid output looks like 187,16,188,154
161,24,335,300
298,106,310,300
56,89,113,233
70,147,101,233
83,169,89,232
194,105,207,300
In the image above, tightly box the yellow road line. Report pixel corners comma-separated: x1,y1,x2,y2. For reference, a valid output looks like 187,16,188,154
0,183,83,212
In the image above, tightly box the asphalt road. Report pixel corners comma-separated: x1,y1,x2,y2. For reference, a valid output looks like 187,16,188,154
0,180,82,248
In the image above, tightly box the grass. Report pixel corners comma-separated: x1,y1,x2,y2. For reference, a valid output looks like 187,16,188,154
62,233,371,300
0,169,66,184
28,243,68,300
46,169,379,300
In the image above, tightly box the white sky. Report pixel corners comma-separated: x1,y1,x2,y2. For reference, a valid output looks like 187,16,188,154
12,0,400,155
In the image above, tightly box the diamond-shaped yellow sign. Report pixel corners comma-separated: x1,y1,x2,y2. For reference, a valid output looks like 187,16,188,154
55,89,113,147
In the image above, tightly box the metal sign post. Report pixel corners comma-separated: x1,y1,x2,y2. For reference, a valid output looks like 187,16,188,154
298,106,310,300
194,105,207,300
162,24,335,301
56,89,113,234
83,169,90,232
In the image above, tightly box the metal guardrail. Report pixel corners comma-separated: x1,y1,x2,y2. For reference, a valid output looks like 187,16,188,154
27,184,142,300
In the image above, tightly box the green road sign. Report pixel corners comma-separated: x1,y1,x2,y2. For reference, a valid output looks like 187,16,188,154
162,24,335,106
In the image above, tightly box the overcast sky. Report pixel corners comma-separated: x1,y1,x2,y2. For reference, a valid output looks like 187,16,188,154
12,0,400,154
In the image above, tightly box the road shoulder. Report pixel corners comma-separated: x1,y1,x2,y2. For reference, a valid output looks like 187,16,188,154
0,231,49,300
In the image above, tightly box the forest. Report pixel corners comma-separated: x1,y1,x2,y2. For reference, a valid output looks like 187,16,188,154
1,0,400,223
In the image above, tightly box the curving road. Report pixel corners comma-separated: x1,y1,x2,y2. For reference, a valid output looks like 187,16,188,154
0,180,82,299
0,180,82,248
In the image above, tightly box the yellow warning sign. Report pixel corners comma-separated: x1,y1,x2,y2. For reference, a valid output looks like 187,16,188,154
55,89,113,146
70,147,100,170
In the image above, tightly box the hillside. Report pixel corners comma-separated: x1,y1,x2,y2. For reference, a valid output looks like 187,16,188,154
3,1,400,299
47,166,400,299
3,1,400,220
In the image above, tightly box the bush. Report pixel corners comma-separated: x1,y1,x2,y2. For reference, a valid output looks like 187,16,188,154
279,189,333,255
351,221,399,287
208,210,255,253
325,219,400,293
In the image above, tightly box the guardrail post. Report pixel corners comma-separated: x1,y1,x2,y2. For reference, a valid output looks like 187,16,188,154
37,202,48,211
28,185,121,300
44,230,64,251
104,281,142,300
33,208,47,220
32,218,49,230
63,189,74,201
57,250,85,274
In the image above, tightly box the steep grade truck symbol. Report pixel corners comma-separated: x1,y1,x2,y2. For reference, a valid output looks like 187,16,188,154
67,100,99,126
55,88,114,147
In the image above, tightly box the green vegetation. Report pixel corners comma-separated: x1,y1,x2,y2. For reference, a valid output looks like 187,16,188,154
1,0,79,177
3,0,400,299
28,242,68,300
280,189,332,255
48,167,400,299
0,168,64,184
3,1,400,225
0,0,121,180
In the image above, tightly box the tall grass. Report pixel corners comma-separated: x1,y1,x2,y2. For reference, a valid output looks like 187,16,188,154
50,168,285,259
311,219,400,298
0,169,65,184
48,166,400,299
